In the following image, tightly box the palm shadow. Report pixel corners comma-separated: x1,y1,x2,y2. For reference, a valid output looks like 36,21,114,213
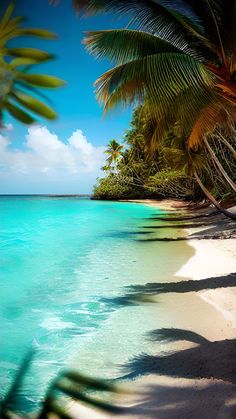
122,327,236,384
120,382,236,418
116,328,236,417
101,272,236,307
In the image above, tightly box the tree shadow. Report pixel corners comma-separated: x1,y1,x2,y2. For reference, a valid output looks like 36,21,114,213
141,219,232,230
120,382,236,418
122,328,236,384
149,210,220,222
137,210,236,242
114,328,236,417
101,272,236,307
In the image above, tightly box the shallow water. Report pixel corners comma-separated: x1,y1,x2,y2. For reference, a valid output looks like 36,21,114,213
0,196,193,411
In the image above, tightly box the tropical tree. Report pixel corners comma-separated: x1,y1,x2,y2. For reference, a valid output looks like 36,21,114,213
73,0,236,212
105,139,123,171
0,3,64,125
159,132,236,219
94,107,199,201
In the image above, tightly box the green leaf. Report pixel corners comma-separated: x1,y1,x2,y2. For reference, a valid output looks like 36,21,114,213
18,28,57,40
94,52,214,113
6,48,54,62
0,3,14,30
10,58,38,67
84,29,181,64
4,101,36,124
12,91,57,119
18,73,66,88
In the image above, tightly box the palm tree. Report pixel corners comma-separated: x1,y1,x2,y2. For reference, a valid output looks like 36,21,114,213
0,3,64,125
159,134,236,219
73,0,236,212
105,139,123,171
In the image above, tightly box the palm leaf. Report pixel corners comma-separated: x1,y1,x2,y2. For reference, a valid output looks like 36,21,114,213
11,91,57,119
84,29,181,64
0,3,15,30
17,73,65,88
18,28,57,40
4,100,36,124
94,52,214,113
187,100,236,149
6,48,54,62
75,0,211,57
0,3,65,124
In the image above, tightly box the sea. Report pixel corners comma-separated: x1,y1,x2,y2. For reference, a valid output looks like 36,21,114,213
0,196,192,411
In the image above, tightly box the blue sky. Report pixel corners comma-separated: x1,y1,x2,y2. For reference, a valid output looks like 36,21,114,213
0,0,131,194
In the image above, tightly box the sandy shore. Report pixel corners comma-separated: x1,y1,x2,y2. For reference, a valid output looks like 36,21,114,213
69,201,236,419
120,198,190,210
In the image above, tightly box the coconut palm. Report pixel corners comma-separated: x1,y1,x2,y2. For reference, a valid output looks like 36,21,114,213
105,139,123,171
72,0,236,213
73,0,236,152
0,3,64,125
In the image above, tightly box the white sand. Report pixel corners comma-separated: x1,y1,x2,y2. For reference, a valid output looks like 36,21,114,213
69,202,236,418
177,239,236,331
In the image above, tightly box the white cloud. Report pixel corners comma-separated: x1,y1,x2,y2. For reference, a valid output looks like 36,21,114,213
0,125,106,193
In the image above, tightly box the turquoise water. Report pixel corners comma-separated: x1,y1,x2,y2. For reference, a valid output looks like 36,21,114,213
0,196,191,411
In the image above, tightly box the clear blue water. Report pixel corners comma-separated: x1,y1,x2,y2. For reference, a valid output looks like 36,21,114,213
0,196,191,411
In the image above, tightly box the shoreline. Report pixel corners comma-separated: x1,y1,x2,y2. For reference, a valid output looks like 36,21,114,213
135,199,236,330
120,198,191,210
70,199,236,418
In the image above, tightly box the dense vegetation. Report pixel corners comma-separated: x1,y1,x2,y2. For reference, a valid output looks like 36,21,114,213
93,107,198,200
76,0,236,218
93,106,236,204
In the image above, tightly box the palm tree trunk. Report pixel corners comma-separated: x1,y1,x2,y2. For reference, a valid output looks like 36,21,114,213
193,170,236,220
203,137,236,193
216,132,236,159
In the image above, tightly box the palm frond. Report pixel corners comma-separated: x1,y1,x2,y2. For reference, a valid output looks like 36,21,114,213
16,73,65,88
188,100,236,149
94,52,214,114
10,91,57,120
76,0,214,57
0,3,65,124
84,29,181,64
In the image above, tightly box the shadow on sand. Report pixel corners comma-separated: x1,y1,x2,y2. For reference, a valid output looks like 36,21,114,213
122,327,236,383
101,272,236,307
120,381,236,418
117,329,236,419
116,327,236,418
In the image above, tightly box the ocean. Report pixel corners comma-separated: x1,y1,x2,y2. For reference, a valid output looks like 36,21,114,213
0,196,192,411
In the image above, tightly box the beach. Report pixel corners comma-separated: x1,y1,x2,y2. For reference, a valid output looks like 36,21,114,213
70,200,236,419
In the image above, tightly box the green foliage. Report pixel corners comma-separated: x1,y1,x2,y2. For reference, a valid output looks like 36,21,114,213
147,169,196,199
0,3,65,125
93,107,198,200
93,174,138,200
76,0,236,153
